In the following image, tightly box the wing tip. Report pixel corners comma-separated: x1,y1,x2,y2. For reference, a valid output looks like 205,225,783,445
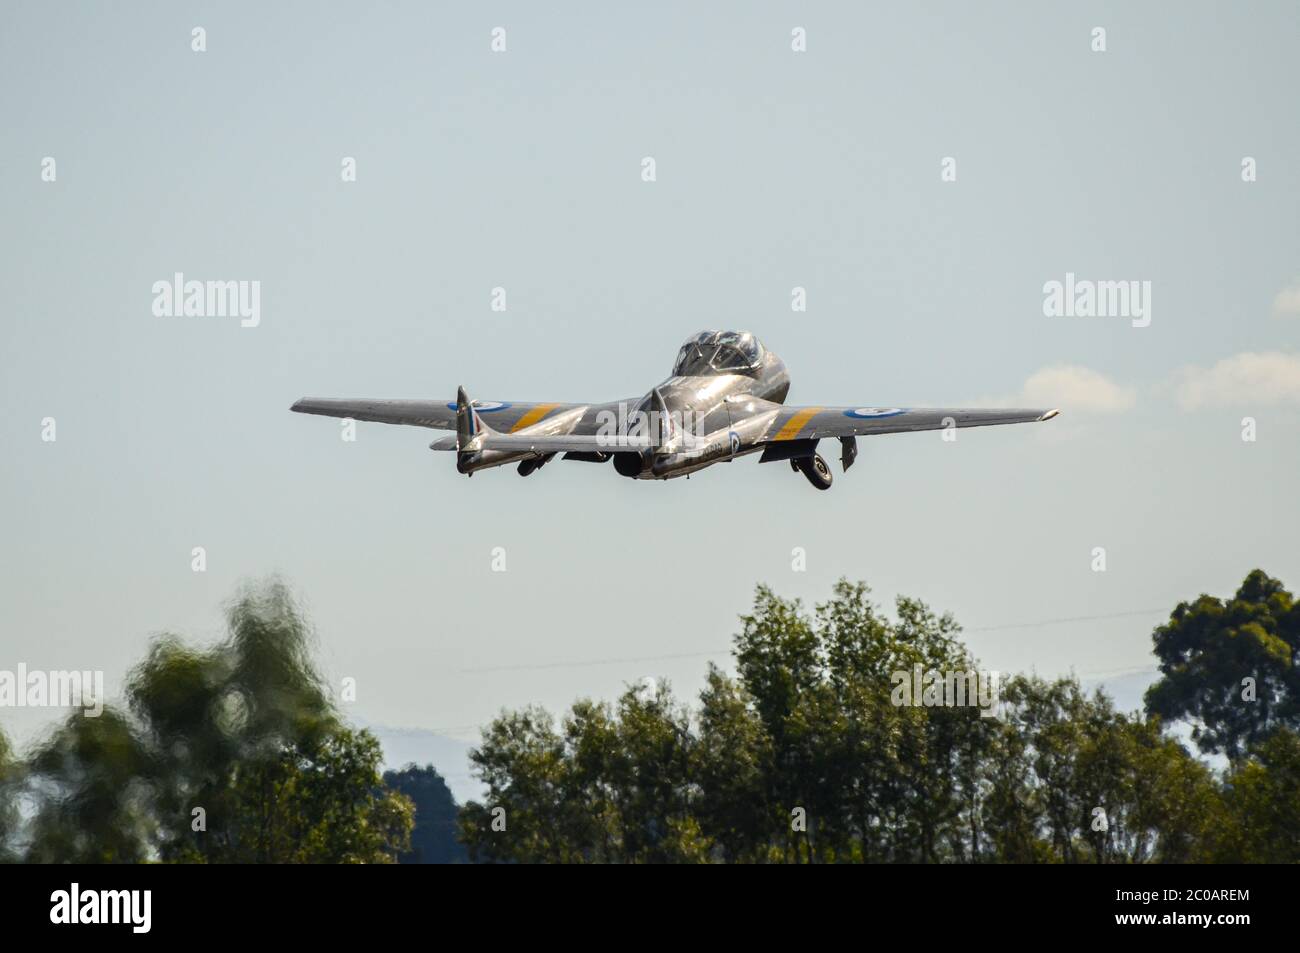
1038,408,1061,422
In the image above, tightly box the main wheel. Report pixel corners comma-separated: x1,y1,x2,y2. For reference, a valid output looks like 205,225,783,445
796,453,833,490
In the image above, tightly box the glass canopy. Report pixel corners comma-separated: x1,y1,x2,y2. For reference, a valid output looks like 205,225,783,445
672,330,764,376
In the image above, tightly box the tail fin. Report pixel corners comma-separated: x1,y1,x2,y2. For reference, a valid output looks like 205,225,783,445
456,386,492,449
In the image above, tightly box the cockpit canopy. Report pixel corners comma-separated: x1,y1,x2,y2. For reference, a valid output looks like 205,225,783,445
672,330,765,376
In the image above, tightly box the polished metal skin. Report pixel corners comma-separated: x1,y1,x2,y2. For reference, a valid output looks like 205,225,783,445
291,331,1058,490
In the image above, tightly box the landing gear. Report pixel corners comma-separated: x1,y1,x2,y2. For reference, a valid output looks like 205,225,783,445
517,452,556,477
795,453,832,490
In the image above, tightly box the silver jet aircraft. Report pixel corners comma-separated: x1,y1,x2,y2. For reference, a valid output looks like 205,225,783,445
291,330,1058,490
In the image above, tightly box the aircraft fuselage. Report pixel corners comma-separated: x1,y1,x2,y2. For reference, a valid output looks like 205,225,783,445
612,348,790,480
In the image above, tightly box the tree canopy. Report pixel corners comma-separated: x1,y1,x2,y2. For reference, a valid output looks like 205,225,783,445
384,764,467,863
10,579,413,864
3,570,1297,864
1144,569,1300,760
460,574,1299,863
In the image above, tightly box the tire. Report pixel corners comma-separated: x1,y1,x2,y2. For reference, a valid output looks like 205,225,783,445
796,453,833,490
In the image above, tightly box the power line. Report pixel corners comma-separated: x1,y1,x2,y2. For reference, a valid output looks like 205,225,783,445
439,610,1169,743
462,649,728,675
459,608,1170,675
1075,664,1159,680
965,608,1168,632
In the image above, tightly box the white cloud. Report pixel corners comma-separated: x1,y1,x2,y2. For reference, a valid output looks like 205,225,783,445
1170,351,1300,410
1013,364,1136,413
1273,280,1300,316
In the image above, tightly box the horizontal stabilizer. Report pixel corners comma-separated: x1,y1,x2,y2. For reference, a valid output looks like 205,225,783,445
431,432,650,453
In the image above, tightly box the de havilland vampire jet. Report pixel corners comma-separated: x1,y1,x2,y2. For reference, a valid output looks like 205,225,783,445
291,330,1059,490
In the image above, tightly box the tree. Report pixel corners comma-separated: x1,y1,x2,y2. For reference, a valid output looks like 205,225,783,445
460,578,1240,864
20,579,412,863
0,731,21,863
692,666,772,862
989,676,1221,863
24,709,157,863
23,573,1294,864
1145,569,1300,760
383,764,467,863
1209,727,1300,863
461,684,705,863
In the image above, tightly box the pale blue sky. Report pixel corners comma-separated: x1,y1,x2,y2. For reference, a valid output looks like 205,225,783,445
2,2,1298,784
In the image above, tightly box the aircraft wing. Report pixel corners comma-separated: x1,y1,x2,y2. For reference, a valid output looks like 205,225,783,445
290,398,620,434
758,405,1059,441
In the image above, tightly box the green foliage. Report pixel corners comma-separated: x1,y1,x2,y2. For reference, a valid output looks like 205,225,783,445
461,575,1293,863
987,676,1221,863
17,579,412,864
459,687,704,863
384,764,466,863
1145,569,1300,760
24,709,157,863
1208,727,1300,862
6,569,1298,864
0,731,21,863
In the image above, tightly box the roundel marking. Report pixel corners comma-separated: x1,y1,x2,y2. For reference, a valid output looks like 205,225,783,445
843,407,907,419
727,431,741,454
445,400,512,412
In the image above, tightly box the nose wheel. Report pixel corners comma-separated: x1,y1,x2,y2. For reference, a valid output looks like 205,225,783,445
793,453,833,490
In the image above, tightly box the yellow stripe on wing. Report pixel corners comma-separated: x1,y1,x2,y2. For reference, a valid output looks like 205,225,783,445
772,407,822,441
510,403,560,432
